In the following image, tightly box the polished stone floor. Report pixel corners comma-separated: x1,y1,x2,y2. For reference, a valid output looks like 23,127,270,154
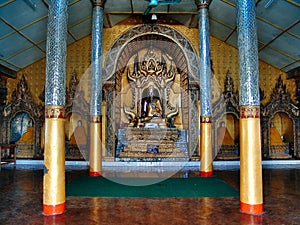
1,165,300,225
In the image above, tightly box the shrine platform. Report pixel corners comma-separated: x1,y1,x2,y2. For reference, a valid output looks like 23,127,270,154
3,159,300,170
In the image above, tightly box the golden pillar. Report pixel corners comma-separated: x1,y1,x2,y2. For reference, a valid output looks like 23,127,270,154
89,116,102,176
89,0,105,175
195,0,214,177
43,107,66,215
43,0,68,215
237,0,263,215
102,102,107,158
240,106,263,214
200,116,213,176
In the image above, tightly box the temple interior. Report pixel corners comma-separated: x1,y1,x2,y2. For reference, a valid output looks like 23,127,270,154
0,0,300,224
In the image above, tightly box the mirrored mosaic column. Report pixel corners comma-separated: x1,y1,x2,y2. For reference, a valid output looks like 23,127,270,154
195,0,213,177
43,0,68,215
237,0,263,215
89,0,106,177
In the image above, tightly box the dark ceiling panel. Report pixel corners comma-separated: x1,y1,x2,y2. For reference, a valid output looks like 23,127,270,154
0,20,14,39
68,0,92,26
0,0,48,29
21,18,48,43
285,61,300,73
109,15,131,27
225,30,238,47
9,46,45,69
38,41,47,52
209,0,236,28
105,0,132,12
168,14,194,27
269,33,300,59
256,0,300,29
169,0,196,12
259,47,295,70
289,23,300,37
0,0,298,73
257,19,281,44
0,60,20,72
69,18,92,41
209,20,233,41
0,33,32,59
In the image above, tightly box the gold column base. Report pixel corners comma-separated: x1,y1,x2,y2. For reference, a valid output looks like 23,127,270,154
89,115,102,176
43,106,66,215
240,106,263,215
200,116,213,177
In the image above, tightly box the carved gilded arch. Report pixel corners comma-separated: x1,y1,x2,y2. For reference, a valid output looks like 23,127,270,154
2,75,44,157
212,70,240,159
261,75,299,158
104,24,199,82
103,24,200,158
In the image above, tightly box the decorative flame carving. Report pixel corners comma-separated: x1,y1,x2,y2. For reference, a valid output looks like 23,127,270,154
4,75,43,118
127,47,176,87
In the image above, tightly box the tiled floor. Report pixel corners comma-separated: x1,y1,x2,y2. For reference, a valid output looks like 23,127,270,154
1,166,300,225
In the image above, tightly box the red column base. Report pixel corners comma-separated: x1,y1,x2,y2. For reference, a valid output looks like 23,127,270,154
43,202,66,216
90,171,102,176
200,171,213,177
240,201,264,215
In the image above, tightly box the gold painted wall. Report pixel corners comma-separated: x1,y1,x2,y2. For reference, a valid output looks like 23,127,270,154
6,19,295,108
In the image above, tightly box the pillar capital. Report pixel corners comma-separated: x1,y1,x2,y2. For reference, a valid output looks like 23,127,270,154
90,115,102,123
200,116,212,123
240,105,260,119
92,0,106,7
194,0,211,9
45,106,65,119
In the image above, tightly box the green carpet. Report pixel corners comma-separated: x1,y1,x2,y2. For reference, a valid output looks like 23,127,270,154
67,176,239,198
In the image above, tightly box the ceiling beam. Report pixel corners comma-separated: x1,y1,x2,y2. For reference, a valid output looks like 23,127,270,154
0,64,17,78
287,66,300,79
258,20,299,52
0,17,45,53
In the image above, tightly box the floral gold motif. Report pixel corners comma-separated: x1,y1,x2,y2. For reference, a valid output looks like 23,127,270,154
45,106,65,119
240,106,260,119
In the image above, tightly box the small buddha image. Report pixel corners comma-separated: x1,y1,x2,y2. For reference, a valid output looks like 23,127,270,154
18,119,34,143
69,120,87,145
217,121,234,146
270,122,284,145
141,85,163,122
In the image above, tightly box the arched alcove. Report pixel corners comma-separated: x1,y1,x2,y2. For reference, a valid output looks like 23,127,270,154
2,75,44,158
269,112,293,159
261,76,299,159
103,24,199,161
213,70,240,160
215,113,239,160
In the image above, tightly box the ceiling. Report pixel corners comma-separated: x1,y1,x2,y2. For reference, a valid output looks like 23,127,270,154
0,0,299,78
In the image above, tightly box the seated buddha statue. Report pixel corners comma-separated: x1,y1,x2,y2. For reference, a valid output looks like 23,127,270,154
270,123,284,145
217,121,234,146
17,119,34,143
140,86,166,128
69,120,87,145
